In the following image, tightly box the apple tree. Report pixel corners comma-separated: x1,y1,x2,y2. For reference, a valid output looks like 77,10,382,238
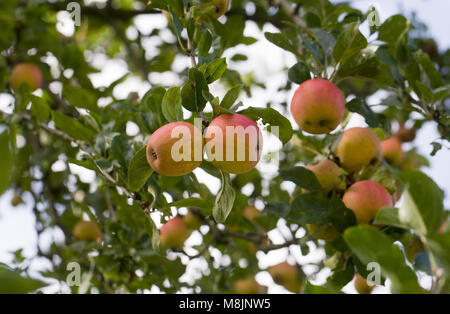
0,0,449,294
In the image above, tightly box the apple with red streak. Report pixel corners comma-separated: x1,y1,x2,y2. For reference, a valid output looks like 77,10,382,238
342,180,393,224
160,216,190,248
381,137,403,164
10,63,43,91
205,113,262,174
290,78,345,134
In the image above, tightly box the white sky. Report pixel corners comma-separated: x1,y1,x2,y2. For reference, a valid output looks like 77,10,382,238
0,0,448,294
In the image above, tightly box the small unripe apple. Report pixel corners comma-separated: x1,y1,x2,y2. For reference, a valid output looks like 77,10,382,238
306,223,340,241
200,0,229,19
233,277,263,294
268,262,302,293
10,63,43,91
242,205,260,221
146,121,203,176
342,180,393,224
290,78,345,134
354,273,374,294
335,127,381,172
160,216,190,248
381,137,403,164
183,209,203,230
306,159,345,192
73,221,102,242
205,113,262,174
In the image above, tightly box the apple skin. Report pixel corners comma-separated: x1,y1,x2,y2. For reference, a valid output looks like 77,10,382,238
306,223,340,241
290,78,345,134
200,0,229,19
233,277,263,294
183,209,203,230
160,216,190,248
146,121,203,176
306,159,346,193
10,63,43,91
73,221,102,242
394,125,416,142
335,127,381,172
205,113,262,174
342,180,393,224
381,137,403,164
354,273,374,294
268,262,302,293
242,205,260,220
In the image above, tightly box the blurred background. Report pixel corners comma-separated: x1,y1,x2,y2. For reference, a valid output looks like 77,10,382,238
0,0,449,293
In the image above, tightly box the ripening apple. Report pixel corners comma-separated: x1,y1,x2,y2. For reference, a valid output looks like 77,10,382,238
335,127,381,172
233,277,263,294
342,180,393,224
160,216,191,248
394,124,416,142
73,221,102,242
183,209,203,230
381,137,403,164
306,159,346,193
205,113,262,174
242,205,260,221
200,0,229,19
306,223,340,242
290,78,345,134
268,262,302,293
146,121,203,176
354,273,374,294
10,63,43,91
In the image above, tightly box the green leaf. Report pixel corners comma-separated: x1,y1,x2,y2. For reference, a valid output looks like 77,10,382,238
220,85,243,109
287,191,328,224
399,171,444,236
346,98,387,129
238,107,293,144
427,232,450,276
333,22,367,65
373,207,405,229
128,146,154,191
430,142,442,156
52,111,96,142
279,166,322,192
161,86,183,122
182,68,209,112
0,130,12,195
0,266,46,293
111,134,131,170
30,95,50,122
164,198,211,210
212,171,236,223
288,62,311,84
198,30,212,56
206,58,227,83
344,225,422,293
378,15,409,44
264,31,300,56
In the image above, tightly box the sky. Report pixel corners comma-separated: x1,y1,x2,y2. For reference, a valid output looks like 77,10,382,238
0,0,449,294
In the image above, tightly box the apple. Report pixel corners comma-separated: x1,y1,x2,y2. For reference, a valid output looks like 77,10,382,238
146,121,203,176
306,223,340,241
233,277,263,294
242,205,260,221
306,159,346,192
290,78,345,134
335,127,381,172
205,113,262,174
394,124,416,142
342,180,393,224
354,273,374,294
381,137,403,164
183,209,203,230
160,216,190,248
10,63,43,91
73,221,102,242
268,262,302,293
